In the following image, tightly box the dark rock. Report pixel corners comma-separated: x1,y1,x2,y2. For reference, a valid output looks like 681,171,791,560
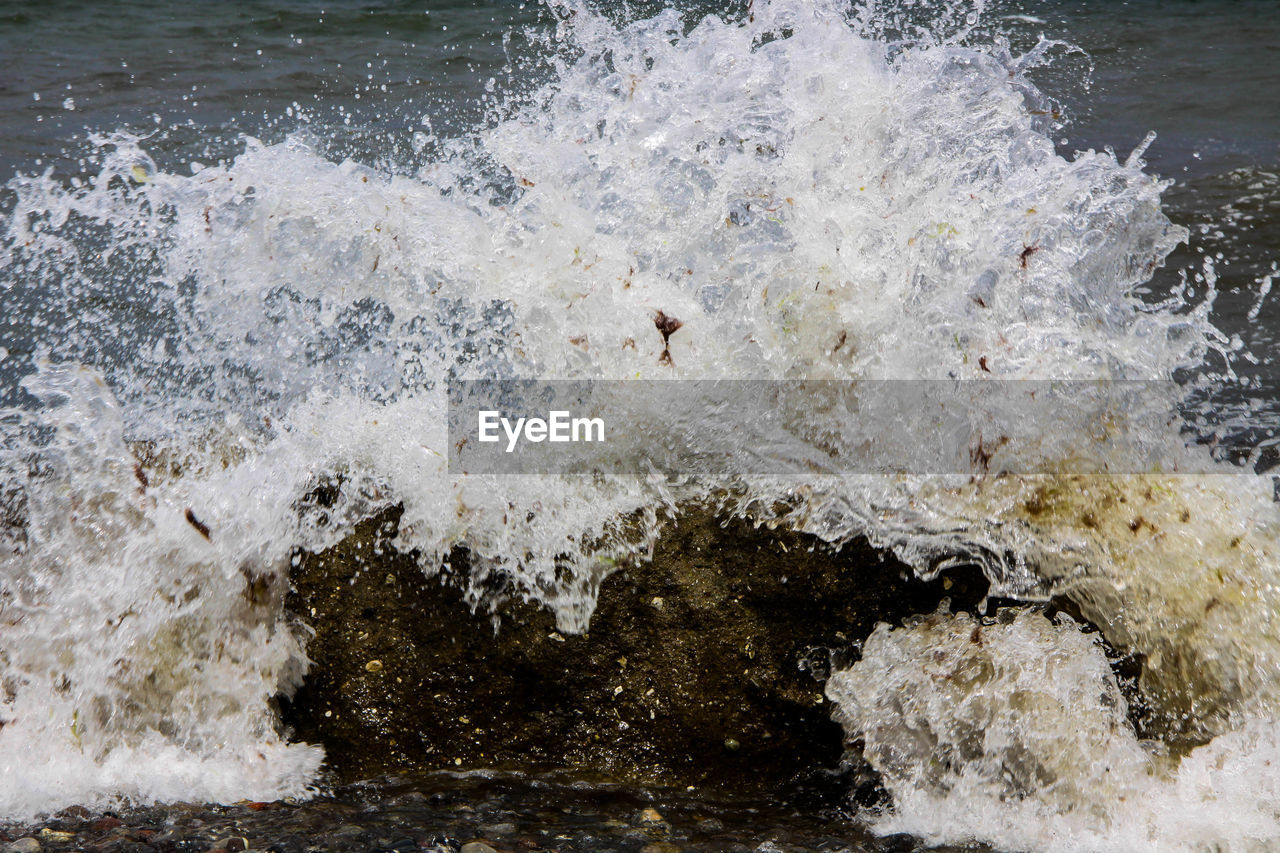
263,842,304,853
55,806,91,821
281,503,990,794
100,842,157,853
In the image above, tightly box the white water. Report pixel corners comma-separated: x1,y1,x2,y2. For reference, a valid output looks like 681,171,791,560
2,0,1278,848
828,608,1280,852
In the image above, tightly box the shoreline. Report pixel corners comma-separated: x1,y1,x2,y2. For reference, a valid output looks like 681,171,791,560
0,769,990,853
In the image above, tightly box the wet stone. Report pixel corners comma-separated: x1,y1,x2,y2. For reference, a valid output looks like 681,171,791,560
105,842,157,853
478,823,516,836
331,825,364,837
459,843,498,853
283,503,991,796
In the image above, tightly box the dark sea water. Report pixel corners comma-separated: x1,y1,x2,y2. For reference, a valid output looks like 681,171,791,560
2,1,1280,850
3,1,1279,171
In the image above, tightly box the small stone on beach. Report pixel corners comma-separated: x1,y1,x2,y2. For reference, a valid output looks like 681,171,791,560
460,842,498,853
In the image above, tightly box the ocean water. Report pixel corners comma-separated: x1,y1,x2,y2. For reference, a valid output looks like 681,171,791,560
1,0,1279,850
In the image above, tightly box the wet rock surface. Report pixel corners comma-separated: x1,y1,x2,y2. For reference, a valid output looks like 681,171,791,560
281,504,990,794
0,771,992,853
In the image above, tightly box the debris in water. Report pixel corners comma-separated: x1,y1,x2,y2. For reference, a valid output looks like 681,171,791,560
185,508,211,540
654,310,683,366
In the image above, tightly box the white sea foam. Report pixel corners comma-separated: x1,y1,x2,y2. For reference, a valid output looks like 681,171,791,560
827,609,1280,852
1,0,1277,847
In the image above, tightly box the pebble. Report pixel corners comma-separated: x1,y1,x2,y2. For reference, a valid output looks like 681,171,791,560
640,844,681,853
5,839,40,853
637,808,665,825
459,843,498,853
